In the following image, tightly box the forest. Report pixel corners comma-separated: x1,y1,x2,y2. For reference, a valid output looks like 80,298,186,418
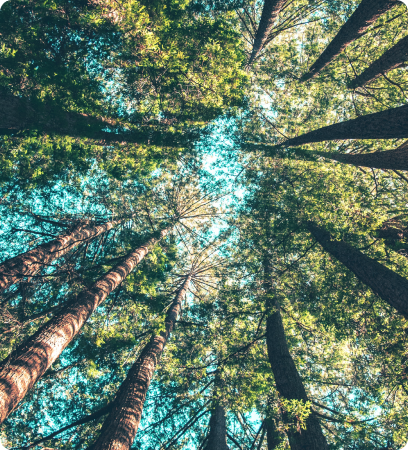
0,0,408,449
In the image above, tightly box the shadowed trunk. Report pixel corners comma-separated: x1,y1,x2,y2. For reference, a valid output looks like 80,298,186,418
266,417,282,449
0,229,168,425
308,221,408,319
301,0,399,81
0,220,115,293
350,34,408,88
0,93,185,147
248,0,288,65
89,275,191,450
317,140,408,171
204,405,229,450
282,105,408,146
264,257,328,450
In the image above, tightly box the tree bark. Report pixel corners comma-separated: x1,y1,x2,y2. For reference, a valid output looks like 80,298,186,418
308,221,408,319
0,93,184,147
0,220,115,293
350,34,408,88
248,0,288,65
282,105,408,146
89,275,191,450
317,140,408,171
301,0,399,81
264,257,328,450
204,405,229,450
266,417,281,449
0,229,168,425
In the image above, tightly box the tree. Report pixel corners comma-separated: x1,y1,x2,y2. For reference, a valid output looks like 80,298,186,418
0,228,169,425
350,34,408,88
301,0,400,81
248,0,288,65
89,274,191,450
204,405,229,450
308,221,408,320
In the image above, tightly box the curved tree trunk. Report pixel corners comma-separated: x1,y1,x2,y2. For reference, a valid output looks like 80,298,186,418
308,221,408,319
350,34,408,88
282,105,408,147
0,229,168,425
89,275,191,450
248,0,288,65
301,0,399,81
264,257,328,450
0,220,116,293
317,140,408,170
0,93,184,147
204,405,229,450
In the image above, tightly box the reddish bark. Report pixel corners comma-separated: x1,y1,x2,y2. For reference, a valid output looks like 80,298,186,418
282,105,408,146
350,34,408,88
89,275,191,450
0,220,115,293
204,405,229,450
0,229,168,425
308,222,408,319
248,0,288,65
264,257,328,450
301,0,399,81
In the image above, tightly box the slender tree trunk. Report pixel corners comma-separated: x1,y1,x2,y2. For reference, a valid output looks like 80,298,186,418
316,140,408,171
301,0,399,81
248,0,288,65
350,34,408,88
204,405,229,450
0,229,168,425
0,93,185,147
308,221,408,319
89,275,191,450
266,417,281,449
0,220,116,293
282,105,408,147
264,257,328,450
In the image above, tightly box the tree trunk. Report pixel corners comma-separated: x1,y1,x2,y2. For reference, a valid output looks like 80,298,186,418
0,229,168,425
308,221,408,319
317,140,408,171
266,417,281,449
89,275,191,450
350,34,408,88
204,405,229,450
0,93,184,147
248,0,288,65
264,258,328,450
282,105,408,146
0,220,116,293
301,0,399,81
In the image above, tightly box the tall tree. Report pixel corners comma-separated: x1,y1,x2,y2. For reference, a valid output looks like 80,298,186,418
264,256,329,450
0,218,120,293
301,0,400,81
204,405,230,450
248,0,288,65
0,228,169,425
308,221,408,319
89,274,191,450
349,34,408,88
279,105,408,146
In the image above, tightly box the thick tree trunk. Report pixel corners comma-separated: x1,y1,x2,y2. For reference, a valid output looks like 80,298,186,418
248,0,288,65
204,405,229,450
308,221,408,319
301,0,399,81
0,220,115,293
0,93,184,147
318,140,408,171
263,258,328,450
89,275,191,450
0,229,168,425
350,34,408,88
282,105,408,147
